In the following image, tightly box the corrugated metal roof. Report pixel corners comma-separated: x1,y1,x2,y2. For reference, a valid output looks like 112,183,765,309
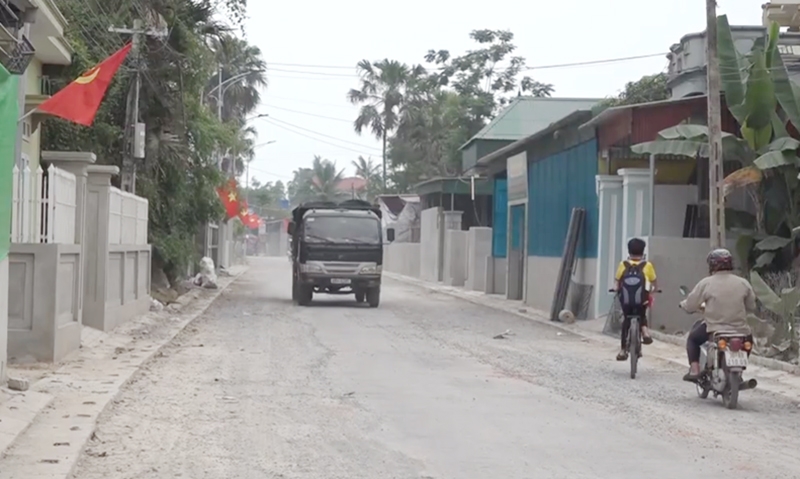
475,110,594,167
459,97,601,150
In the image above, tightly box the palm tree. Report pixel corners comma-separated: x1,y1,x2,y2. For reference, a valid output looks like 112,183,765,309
347,59,425,191
310,156,344,201
352,156,381,201
208,34,268,122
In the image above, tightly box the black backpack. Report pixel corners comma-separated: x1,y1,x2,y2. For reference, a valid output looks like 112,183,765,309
619,261,649,313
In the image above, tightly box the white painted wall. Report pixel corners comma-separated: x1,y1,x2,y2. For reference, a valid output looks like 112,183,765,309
525,257,597,314
653,185,697,237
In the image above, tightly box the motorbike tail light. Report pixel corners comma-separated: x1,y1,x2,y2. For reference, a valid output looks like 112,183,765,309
717,339,727,350
729,338,743,352
744,341,752,351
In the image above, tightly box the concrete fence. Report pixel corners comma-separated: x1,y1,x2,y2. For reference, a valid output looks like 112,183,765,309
383,243,421,278
5,155,152,365
11,164,77,244
108,187,148,245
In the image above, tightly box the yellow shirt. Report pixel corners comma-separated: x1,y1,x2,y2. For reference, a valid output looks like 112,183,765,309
615,258,657,285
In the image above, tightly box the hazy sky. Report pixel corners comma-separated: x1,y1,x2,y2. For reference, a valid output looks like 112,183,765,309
243,0,760,188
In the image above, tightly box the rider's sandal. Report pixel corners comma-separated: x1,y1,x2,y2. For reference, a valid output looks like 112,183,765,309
642,336,654,345
616,352,628,361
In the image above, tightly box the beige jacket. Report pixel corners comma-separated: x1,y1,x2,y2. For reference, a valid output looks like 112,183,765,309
679,271,756,334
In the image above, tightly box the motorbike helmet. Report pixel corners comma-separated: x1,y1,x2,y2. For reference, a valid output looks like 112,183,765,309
707,248,734,274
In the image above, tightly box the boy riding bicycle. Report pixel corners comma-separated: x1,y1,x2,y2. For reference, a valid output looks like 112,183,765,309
614,237,658,361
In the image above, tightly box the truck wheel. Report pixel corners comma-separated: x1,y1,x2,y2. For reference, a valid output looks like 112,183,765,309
297,285,313,306
366,287,380,308
355,291,365,303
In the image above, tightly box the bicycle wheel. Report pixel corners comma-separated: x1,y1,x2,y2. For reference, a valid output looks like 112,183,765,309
629,318,640,379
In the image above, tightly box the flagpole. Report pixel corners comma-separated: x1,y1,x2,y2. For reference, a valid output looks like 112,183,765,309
17,108,36,123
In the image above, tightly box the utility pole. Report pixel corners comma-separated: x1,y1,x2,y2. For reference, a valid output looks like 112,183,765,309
109,20,166,193
706,0,725,249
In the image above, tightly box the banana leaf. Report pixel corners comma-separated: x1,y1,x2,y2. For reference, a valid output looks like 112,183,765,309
771,49,800,134
759,136,800,154
657,124,712,140
755,235,792,250
779,287,800,319
771,111,789,138
766,21,781,70
754,150,797,169
750,270,783,314
744,47,776,132
755,251,775,268
717,15,745,122
630,140,706,157
723,166,762,194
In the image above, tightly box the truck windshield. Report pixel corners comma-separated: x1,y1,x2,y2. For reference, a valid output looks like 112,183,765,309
304,215,381,244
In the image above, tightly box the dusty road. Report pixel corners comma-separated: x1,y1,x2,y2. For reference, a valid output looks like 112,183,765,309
72,257,800,479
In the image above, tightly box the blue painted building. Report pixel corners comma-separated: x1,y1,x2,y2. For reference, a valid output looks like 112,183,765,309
471,107,601,315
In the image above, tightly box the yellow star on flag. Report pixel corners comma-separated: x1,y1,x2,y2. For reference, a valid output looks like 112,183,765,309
228,191,237,202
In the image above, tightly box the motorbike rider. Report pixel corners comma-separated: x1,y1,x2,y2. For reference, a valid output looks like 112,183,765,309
679,248,756,382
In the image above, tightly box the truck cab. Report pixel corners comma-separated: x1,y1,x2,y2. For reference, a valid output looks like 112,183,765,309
288,200,391,307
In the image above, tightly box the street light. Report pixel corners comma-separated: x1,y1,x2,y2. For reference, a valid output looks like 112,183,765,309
208,68,267,121
246,140,277,206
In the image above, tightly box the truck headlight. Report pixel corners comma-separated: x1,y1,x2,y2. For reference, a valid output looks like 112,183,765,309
300,263,323,273
359,264,381,274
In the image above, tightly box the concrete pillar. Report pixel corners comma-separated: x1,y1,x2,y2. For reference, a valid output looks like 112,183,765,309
83,165,118,330
593,175,624,319
440,210,463,282
41,151,96,324
419,207,441,282
467,227,491,291
443,230,468,286
618,168,652,261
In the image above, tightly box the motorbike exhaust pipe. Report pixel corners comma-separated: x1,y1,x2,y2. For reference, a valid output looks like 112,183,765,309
740,378,758,390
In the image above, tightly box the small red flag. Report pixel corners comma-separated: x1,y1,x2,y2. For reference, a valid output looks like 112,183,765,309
39,43,133,126
216,179,241,219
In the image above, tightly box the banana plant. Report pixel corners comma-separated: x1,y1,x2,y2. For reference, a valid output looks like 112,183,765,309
750,270,800,357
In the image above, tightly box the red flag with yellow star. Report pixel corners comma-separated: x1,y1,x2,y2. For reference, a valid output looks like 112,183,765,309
216,178,241,219
38,43,133,126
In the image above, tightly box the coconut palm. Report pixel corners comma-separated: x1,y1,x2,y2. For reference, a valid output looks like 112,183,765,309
208,34,268,122
351,156,381,201
310,156,344,201
347,59,425,191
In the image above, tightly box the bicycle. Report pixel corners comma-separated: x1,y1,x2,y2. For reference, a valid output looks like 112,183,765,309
609,288,661,379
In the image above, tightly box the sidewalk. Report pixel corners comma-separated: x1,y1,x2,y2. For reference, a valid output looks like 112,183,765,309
385,272,800,405
0,264,248,479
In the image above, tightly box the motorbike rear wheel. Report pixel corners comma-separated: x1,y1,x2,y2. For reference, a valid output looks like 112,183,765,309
723,370,741,409
696,380,710,399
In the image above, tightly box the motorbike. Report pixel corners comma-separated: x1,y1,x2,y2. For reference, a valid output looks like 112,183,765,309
678,286,757,409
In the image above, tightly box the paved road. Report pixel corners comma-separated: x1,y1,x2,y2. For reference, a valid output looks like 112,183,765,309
72,257,800,479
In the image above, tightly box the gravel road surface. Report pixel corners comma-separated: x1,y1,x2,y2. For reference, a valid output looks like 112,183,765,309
71,257,800,479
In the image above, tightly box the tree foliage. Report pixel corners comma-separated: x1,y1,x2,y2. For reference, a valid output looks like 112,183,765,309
347,29,554,193
600,73,670,107
41,0,263,284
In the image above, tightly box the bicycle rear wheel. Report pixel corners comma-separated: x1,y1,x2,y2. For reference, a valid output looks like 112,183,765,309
629,318,640,379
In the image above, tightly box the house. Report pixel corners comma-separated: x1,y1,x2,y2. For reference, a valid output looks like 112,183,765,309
579,95,741,333
0,0,74,380
382,96,601,296
472,108,600,314
336,176,367,199
669,5,800,99
1,0,151,375
461,96,601,173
